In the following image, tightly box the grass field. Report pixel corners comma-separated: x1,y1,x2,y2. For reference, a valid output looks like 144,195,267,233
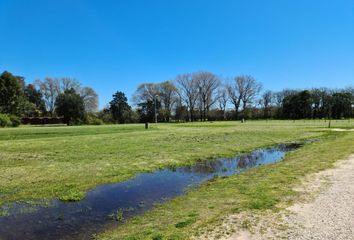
1,120,353,239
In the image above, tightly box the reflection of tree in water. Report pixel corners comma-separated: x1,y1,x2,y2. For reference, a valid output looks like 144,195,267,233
237,152,263,168
180,160,224,174
177,144,302,175
237,148,278,168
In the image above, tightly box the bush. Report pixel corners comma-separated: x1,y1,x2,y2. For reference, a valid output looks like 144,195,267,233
90,118,103,125
86,113,104,125
9,115,21,127
0,114,21,127
0,114,11,127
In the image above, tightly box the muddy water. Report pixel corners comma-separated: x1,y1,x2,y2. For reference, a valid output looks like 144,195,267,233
0,143,302,240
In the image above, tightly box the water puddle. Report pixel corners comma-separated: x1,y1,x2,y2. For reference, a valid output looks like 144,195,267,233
0,143,302,240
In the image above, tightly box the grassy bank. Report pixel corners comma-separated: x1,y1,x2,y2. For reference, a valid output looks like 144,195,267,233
98,131,354,240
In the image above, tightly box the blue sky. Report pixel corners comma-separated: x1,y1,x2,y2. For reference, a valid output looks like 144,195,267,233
0,0,353,108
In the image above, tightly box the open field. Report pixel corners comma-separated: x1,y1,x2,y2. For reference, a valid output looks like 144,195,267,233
1,120,354,239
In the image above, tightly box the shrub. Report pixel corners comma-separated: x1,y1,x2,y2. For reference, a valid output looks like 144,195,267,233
0,114,11,127
86,113,104,125
9,115,21,127
0,114,21,127
91,118,103,125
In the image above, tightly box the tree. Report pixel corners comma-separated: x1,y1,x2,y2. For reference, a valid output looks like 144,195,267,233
80,87,98,113
24,84,46,116
176,73,198,121
217,85,228,120
35,77,99,116
227,77,243,120
133,83,159,104
239,75,262,118
35,77,60,116
109,91,132,123
158,81,177,122
261,90,273,118
194,71,220,121
137,99,161,123
55,89,86,125
332,92,353,119
282,90,312,119
0,71,24,115
59,77,81,93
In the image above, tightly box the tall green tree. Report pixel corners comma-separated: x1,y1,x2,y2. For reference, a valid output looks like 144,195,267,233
55,89,86,125
0,71,24,114
109,91,132,123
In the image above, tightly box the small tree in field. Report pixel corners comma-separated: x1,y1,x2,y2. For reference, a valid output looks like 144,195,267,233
55,89,86,125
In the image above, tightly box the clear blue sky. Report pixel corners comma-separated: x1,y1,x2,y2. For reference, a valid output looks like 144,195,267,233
1,0,353,108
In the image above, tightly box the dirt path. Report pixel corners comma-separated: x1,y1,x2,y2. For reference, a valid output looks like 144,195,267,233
197,154,354,240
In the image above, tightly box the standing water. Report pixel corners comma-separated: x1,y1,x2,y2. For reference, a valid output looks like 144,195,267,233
0,143,302,240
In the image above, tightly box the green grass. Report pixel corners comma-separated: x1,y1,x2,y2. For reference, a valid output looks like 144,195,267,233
0,121,327,206
98,131,354,240
0,120,353,238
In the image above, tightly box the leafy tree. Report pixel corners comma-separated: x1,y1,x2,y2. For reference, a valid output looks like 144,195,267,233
24,84,46,116
0,71,24,114
332,92,353,119
137,99,161,123
55,89,86,125
109,91,132,123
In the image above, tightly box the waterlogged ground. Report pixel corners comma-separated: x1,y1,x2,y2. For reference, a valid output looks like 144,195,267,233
0,121,330,207
0,144,301,240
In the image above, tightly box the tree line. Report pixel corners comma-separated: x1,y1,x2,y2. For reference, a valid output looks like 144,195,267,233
106,71,353,123
0,70,353,126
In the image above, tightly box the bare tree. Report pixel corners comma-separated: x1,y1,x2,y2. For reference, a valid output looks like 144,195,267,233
194,71,220,121
227,78,243,120
217,85,228,120
227,75,261,120
80,87,98,113
261,90,273,118
239,75,262,118
175,73,198,121
59,77,81,93
158,81,177,122
34,77,60,116
133,83,159,104
273,91,284,108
